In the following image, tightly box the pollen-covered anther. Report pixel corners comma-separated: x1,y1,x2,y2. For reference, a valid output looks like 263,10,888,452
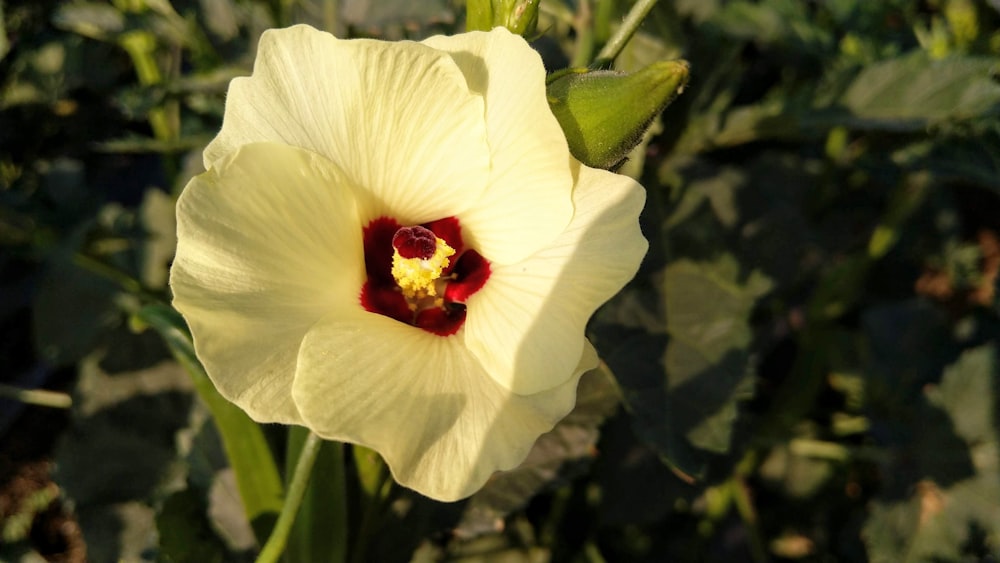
391,226,455,299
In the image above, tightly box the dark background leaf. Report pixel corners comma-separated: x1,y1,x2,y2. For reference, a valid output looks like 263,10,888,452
5,0,1000,561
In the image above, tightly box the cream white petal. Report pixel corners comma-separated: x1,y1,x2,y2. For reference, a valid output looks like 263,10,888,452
464,162,647,395
205,25,491,225
291,310,593,502
170,142,365,424
422,28,574,264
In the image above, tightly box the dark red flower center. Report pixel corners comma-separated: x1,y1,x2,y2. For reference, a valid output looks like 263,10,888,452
360,216,491,336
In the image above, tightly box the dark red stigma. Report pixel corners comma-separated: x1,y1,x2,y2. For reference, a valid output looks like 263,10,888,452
392,226,437,259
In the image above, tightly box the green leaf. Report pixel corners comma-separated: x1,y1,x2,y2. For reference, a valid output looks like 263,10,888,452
712,0,832,54
352,444,387,501
663,257,770,452
1,478,60,543
916,130,1000,192
135,303,284,544
137,188,176,289
455,366,620,538
335,0,451,37
94,134,214,153
0,2,9,62
54,339,195,562
929,346,1000,445
156,489,227,563
613,255,770,477
181,417,258,554
0,542,47,563
675,50,1000,152
52,2,126,41
597,414,699,525
197,0,239,41
839,52,1000,130
32,248,120,366
861,304,1000,562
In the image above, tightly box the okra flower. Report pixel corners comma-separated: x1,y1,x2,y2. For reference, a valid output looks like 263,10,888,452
169,25,646,501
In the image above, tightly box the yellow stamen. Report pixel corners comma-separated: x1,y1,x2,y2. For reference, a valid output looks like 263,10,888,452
392,238,455,299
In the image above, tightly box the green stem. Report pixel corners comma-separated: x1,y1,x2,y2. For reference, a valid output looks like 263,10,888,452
256,432,324,563
323,0,339,34
592,0,614,45
138,304,284,543
570,0,595,68
592,0,659,67
118,30,174,142
72,252,166,305
277,0,296,27
466,0,492,31
730,477,767,563
285,429,348,563
0,384,72,409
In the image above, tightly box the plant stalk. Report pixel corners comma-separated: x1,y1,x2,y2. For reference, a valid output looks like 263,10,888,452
593,0,659,67
256,432,324,563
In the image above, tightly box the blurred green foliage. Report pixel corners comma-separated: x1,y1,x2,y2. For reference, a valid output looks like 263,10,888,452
2,0,1000,561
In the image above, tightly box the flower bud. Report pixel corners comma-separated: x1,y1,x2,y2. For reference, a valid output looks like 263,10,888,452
547,60,689,170
466,0,539,36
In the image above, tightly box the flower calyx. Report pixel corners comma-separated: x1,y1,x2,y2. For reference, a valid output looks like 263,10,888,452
546,60,690,170
466,0,540,36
